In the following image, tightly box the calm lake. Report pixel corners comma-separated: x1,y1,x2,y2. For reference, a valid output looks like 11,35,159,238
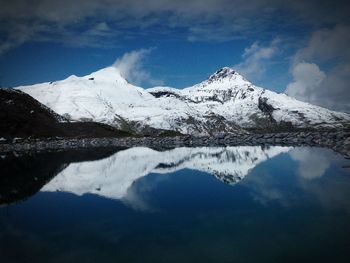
1,146,350,263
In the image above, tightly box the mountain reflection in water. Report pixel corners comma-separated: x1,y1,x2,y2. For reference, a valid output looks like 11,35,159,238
41,146,290,200
0,146,348,206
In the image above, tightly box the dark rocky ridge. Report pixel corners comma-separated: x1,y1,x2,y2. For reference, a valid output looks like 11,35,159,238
0,88,132,139
149,90,181,99
0,88,186,139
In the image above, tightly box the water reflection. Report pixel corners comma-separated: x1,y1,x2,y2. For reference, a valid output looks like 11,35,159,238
0,148,121,205
1,146,350,262
42,146,290,201
241,147,350,209
1,146,349,207
289,147,343,179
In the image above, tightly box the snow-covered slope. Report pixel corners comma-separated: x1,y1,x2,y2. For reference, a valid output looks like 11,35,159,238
149,67,350,130
18,67,156,126
18,67,244,135
17,66,350,135
42,146,290,200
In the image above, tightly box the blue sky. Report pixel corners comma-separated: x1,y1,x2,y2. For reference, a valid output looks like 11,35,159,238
0,39,291,91
0,0,349,111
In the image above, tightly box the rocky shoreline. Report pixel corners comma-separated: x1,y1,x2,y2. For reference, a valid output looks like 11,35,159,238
1,130,350,158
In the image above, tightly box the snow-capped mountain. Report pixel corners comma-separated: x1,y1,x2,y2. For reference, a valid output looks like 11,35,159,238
42,146,290,200
17,66,350,135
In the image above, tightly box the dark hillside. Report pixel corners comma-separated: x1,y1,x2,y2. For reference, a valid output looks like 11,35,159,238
0,88,131,139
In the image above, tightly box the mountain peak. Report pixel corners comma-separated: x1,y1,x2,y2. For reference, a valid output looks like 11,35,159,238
193,67,250,88
84,66,127,83
206,67,249,84
209,67,235,80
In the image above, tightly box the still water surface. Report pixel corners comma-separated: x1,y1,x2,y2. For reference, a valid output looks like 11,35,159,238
0,146,350,262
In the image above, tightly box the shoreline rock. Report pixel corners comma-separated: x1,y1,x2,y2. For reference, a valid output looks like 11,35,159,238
1,131,350,158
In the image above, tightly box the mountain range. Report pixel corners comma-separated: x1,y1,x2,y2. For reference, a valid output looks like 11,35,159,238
16,66,350,135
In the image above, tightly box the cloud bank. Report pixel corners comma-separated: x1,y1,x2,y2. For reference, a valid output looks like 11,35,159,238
285,62,326,104
285,25,350,112
1,0,349,54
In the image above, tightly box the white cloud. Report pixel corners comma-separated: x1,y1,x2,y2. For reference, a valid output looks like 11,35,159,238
293,25,350,64
113,49,163,86
233,38,280,80
285,62,326,104
289,147,331,180
286,25,350,112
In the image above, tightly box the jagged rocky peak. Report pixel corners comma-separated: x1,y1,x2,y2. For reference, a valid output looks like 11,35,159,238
209,67,236,80
201,67,251,87
207,67,242,80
